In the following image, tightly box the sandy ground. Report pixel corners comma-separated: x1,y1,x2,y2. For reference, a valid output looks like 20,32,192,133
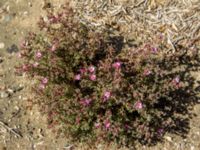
0,0,200,150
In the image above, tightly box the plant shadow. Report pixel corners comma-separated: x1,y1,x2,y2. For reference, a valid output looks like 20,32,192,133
138,45,200,146
107,38,200,147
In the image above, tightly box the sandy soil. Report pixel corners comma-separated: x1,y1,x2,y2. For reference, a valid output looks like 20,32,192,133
0,0,199,150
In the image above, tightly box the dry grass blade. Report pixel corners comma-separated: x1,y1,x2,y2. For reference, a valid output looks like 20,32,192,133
71,0,200,45
0,121,22,138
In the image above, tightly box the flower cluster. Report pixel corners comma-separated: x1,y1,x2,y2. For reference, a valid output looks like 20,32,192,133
74,66,96,81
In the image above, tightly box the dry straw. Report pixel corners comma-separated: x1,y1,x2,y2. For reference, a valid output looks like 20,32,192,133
71,0,200,52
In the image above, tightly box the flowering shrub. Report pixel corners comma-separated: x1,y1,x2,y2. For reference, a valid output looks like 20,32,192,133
17,5,199,146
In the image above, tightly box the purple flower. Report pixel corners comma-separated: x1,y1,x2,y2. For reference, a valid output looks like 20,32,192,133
50,44,57,52
94,122,100,128
22,64,29,71
79,68,86,74
125,124,131,130
42,77,48,84
33,62,39,68
112,61,121,69
76,117,80,124
17,52,22,58
172,76,180,88
157,128,164,136
90,74,96,81
74,74,81,81
36,51,42,59
80,98,92,106
39,84,45,90
173,76,180,84
104,120,111,129
143,69,152,76
103,91,111,102
135,101,143,109
151,47,158,53
88,66,95,73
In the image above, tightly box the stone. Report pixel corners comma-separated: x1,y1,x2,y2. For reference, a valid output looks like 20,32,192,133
12,85,24,93
7,88,14,94
23,11,28,15
4,14,12,22
0,91,9,98
164,136,172,142
6,44,19,53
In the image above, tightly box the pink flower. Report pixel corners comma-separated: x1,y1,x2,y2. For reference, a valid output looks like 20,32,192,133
159,34,163,40
79,68,86,74
33,62,39,68
39,84,45,90
112,61,121,69
151,47,158,53
51,45,56,52
95,122,100,128
17,52,22,58
172,76,180,88
22,64,29,71
42,77,48,84
80,98,92,106
143,69,151,76
36,51,42,59
103,91,111,102
104,120,111,129
74,74,81,80
19,40,27,49
88,66,95,73
173,76,180,84
135,101,143,109
90,74,96,81
76,117,80,124
125,124,131,130
50,44,57,52
49,15,59,23
157,128,164,135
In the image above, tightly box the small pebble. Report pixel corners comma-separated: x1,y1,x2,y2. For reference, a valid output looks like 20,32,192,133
191,145,195,150
0,91,9,98
3,108,7,111
22,97,27,100
23,11,28,15
35,141,44,146
28,2,33,7
51,23,62,29
11,85,24,93
7,88,14,94
164,136,172,142
0,42,5,49
6,6,10,12
14,106,19,110
18,95,22,99
4,15,12,22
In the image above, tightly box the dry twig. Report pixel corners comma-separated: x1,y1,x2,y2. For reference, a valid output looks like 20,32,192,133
0,121,22,138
